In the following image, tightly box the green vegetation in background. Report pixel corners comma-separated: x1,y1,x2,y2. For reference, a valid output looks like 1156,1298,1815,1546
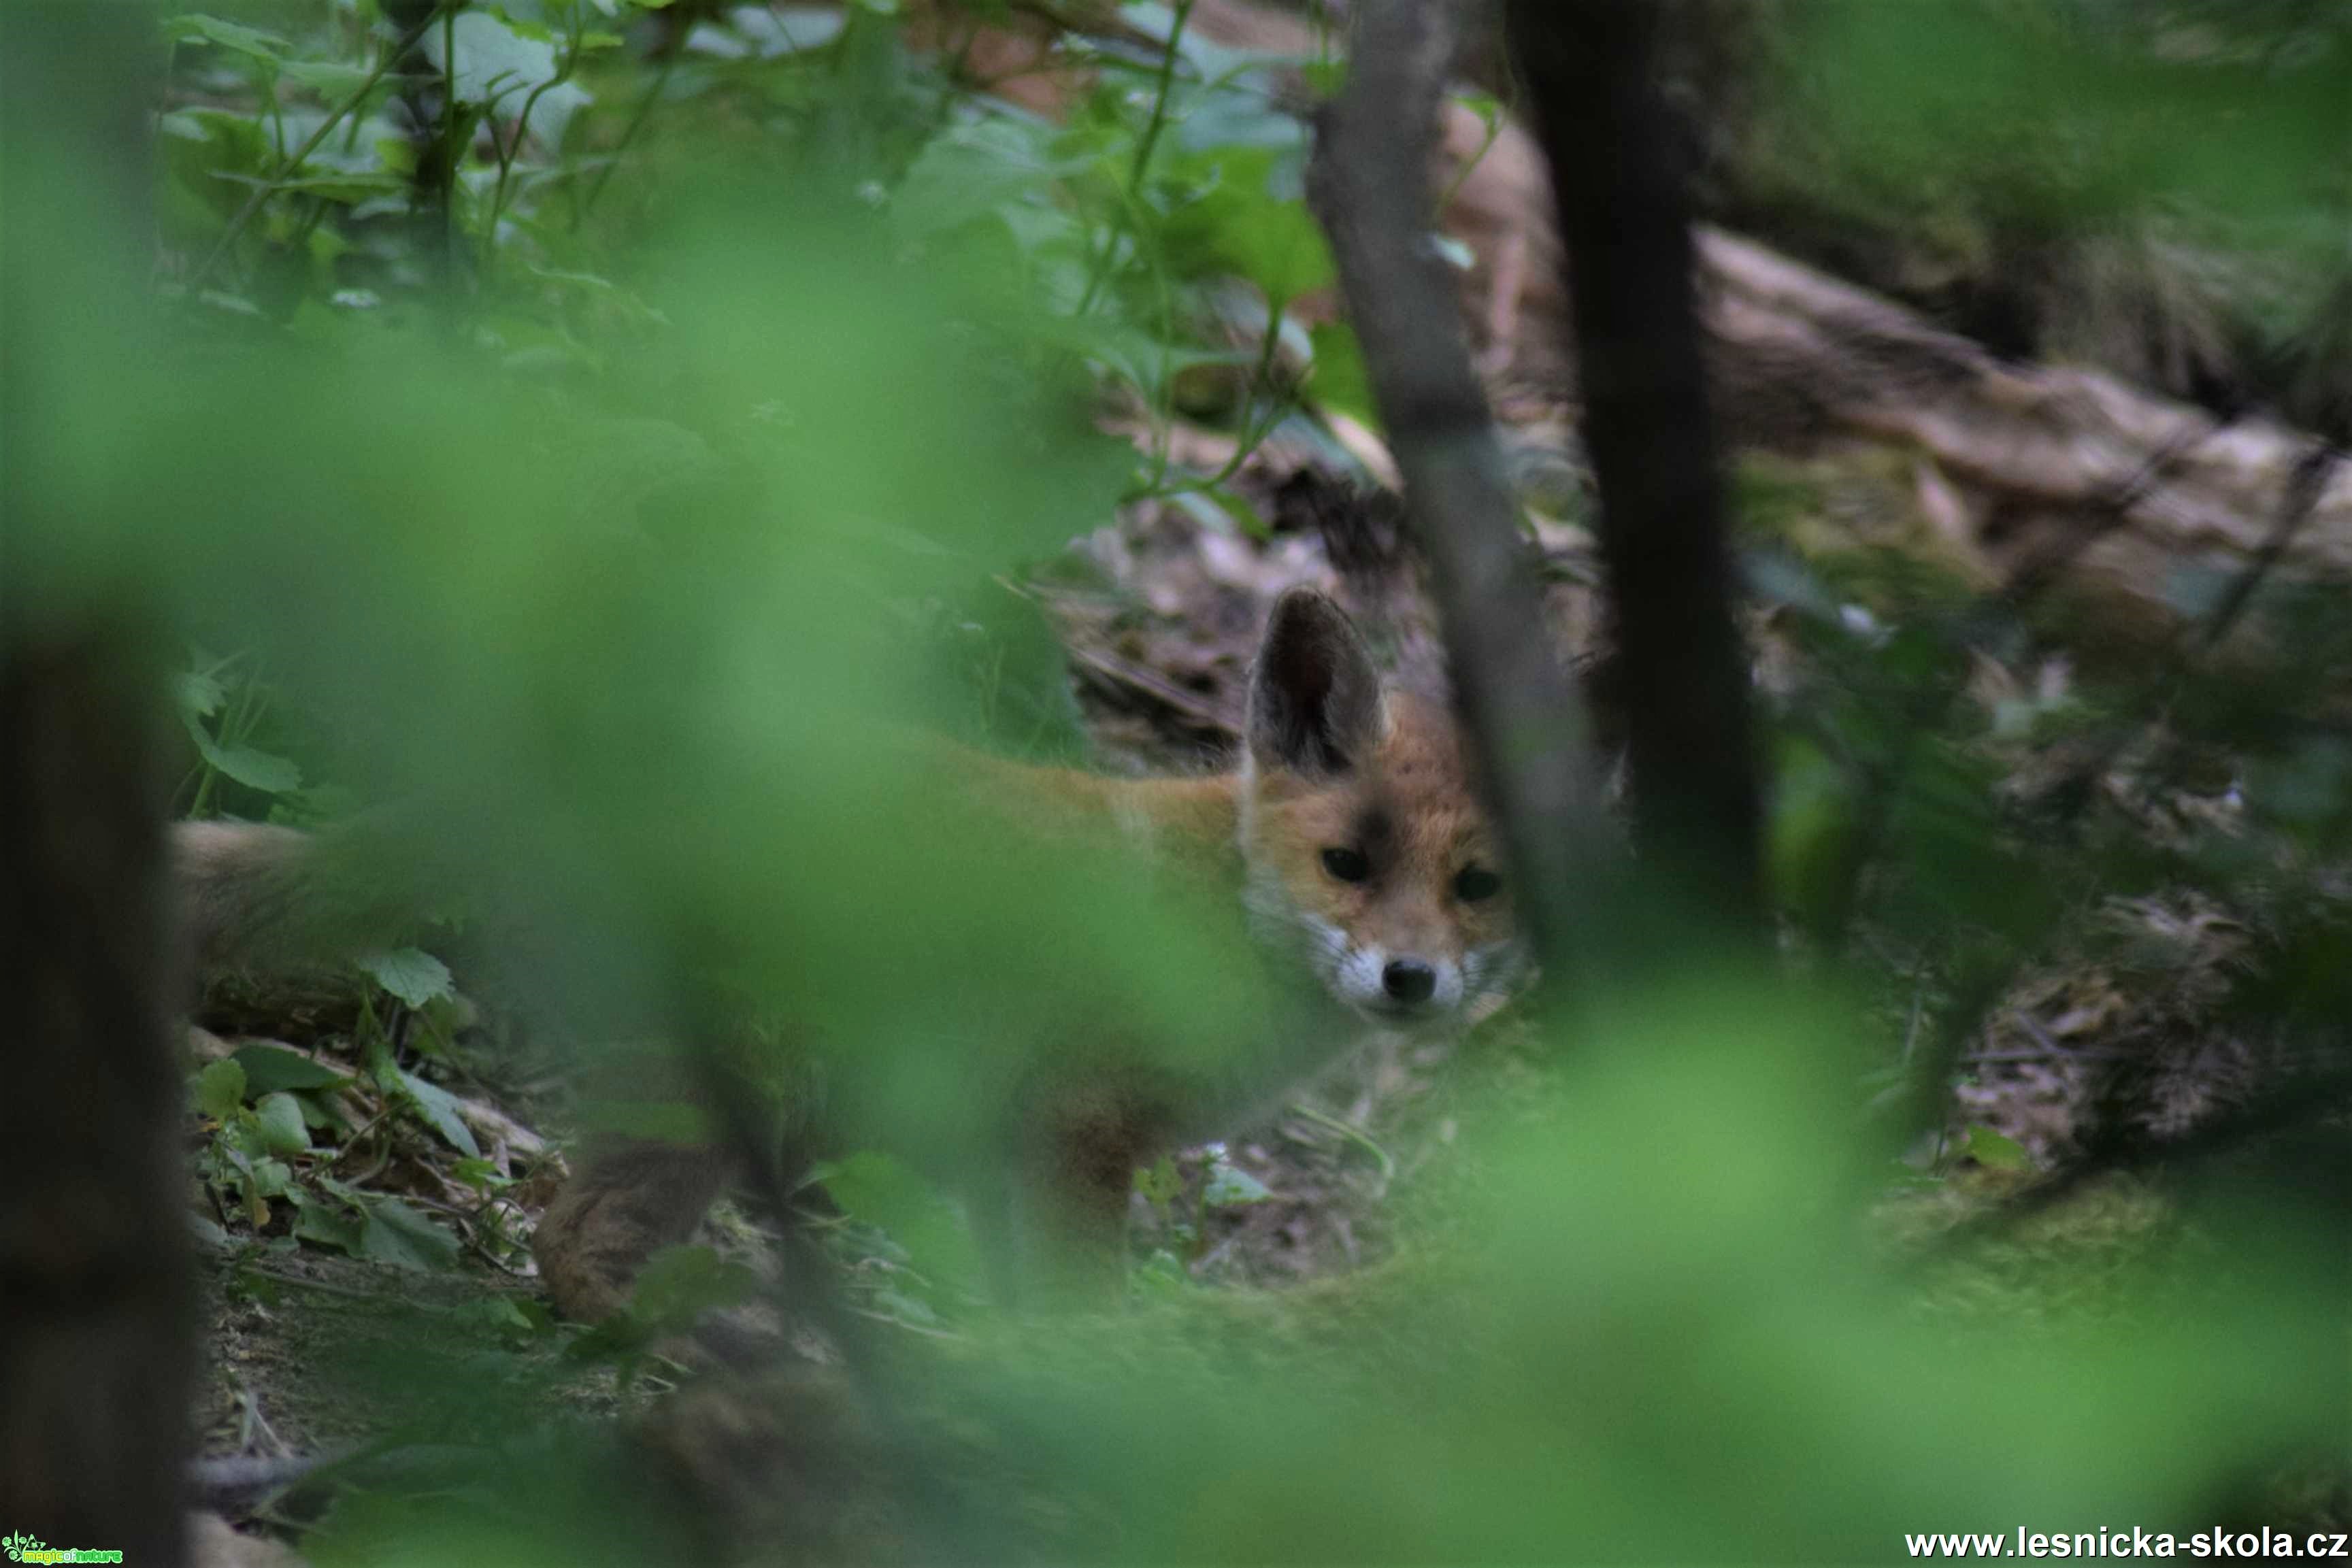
1711,0,2352,429
13,0,2348,1558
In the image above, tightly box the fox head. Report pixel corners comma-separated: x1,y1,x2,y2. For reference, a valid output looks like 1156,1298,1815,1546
1238,588,1526,1028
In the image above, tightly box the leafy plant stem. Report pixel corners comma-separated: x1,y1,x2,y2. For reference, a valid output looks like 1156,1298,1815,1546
186,3,446,297
1124,0,1193,205
1436,95,1506,214
1074,0,1194,318
577,46,674,224
484,20,579,276
440,2,459,265
1131,289,1293,501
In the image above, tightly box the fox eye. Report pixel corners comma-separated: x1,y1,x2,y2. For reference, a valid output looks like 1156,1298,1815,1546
1321,846,1370,883
1455,865,1502,903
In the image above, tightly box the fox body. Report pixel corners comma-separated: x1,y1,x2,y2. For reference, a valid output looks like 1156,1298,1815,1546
177,589,1520,1317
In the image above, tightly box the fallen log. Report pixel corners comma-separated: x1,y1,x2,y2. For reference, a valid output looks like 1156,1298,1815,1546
896,0,2351,643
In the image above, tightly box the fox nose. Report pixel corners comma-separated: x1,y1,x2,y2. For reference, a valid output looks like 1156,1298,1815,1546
1382,958,1437,1005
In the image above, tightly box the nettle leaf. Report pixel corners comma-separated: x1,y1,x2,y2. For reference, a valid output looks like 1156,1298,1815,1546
165,14,289,63
254,1092,311,1158
233,1041,350,1095
182,712,302,795
197,1058,249,1120
895,119,1086,239
396,1068,482,1158
424,11,591,138
291,1192,363,1254
246,1156,295,1203
1162,145,1333,303
359,947,454,1007
176,669,227,720
354,1195,463,1270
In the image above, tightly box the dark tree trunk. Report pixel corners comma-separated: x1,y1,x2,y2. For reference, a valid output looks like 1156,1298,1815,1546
1,6,193,1561
0,630,193,1567
1506,0,1765,941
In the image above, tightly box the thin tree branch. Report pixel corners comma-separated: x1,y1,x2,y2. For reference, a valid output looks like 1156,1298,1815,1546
1306,0,1613,990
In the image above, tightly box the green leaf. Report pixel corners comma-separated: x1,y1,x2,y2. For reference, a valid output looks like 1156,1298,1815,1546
395,1068,481,1158
359,947,454,1007
290,1091,342,1133
451,1156,507,1193
175,669,227,720
165,14,288,62
628,1244,759,1327
280,60,376,97
1964,1124,2033,1172
735,7,848,56
1767,735,1860,938
895,119,1084,240
182,714,302,794
1133,1154,1183,1208
353,1195,463,1271
424,11,591,137
454,1295,541,1340
231,1042,350,1095
197,1058,248,1120
1306,321,1376,429
291,1192,364,1255
254,1092,311,1157
1204,1156,1272,1209
1162,146,1333,303
245,1155,294,1201
816,1150,983,1295
1172,486,1270,542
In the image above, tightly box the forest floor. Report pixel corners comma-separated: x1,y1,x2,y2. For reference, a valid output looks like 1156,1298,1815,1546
179,417,2272,1558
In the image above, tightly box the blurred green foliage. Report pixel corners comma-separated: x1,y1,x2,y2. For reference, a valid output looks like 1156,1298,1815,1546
1711,0,2352,431
8,0,2349,1559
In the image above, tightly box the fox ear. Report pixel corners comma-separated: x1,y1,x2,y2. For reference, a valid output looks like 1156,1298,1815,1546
1248,588,1382,777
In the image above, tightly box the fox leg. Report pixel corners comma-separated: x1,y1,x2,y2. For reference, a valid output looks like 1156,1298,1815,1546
987,1064,1182,1306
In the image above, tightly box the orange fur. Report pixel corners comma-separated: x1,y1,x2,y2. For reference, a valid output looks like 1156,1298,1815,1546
175,592,1520,1318
1242,690,1514,1005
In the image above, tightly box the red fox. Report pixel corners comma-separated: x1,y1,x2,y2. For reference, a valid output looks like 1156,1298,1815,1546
177,588,1523,1318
